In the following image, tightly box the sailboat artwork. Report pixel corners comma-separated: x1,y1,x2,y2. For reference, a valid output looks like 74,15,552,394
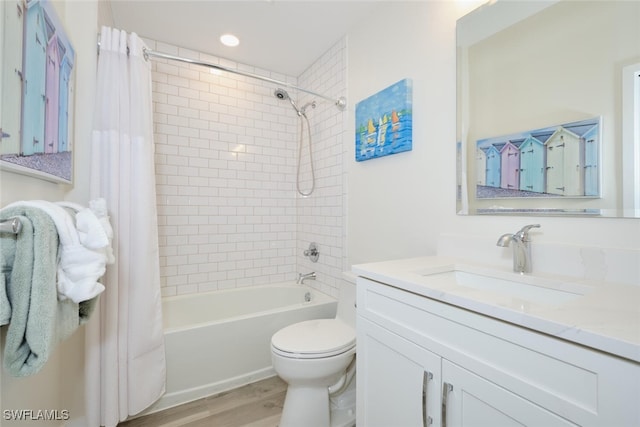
355,78,413,161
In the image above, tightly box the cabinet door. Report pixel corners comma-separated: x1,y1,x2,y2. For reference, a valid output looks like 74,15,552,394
441,360,578,427
357,317,441,427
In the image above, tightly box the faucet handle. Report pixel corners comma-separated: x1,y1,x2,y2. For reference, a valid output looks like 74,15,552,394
517,224,541,240
303,242,319,263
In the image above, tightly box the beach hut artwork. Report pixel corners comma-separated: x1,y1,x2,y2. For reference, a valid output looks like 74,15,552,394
355,79,413,161
475,117,600,199
0,0,75,183
475,148,486,186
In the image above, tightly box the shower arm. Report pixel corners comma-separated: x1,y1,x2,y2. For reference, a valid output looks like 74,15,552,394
143,48,347,111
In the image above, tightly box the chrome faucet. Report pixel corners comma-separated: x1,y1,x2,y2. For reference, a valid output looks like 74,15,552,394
496,224,541,274
297,272,316,284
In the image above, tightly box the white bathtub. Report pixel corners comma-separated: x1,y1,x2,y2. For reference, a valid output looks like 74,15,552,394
143,284,337,414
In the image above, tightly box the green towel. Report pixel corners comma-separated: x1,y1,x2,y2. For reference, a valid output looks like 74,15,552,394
0,206,97,376
0,235,13,325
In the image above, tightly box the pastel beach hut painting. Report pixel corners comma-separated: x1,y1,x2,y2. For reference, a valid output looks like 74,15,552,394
2,0,75,183
475,117,600,199
355,79,413,161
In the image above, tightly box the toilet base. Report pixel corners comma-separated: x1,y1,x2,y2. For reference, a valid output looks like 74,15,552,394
278,372,356,427
280,385,330,427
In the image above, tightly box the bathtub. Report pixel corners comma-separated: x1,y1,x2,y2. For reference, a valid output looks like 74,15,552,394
143,283,337,414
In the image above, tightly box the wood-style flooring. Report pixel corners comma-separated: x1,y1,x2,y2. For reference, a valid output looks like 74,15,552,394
118,376,287,427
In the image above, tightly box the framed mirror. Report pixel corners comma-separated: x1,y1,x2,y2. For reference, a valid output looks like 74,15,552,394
456,0,640,217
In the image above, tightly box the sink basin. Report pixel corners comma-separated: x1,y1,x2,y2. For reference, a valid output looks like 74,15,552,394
421,268,588,306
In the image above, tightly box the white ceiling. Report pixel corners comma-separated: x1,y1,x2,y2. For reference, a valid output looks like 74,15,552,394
108,1,385,77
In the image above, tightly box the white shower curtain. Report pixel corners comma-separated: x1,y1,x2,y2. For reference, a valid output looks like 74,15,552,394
85,27,166,426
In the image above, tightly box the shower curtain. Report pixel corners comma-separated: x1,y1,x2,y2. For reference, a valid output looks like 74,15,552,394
85,27,166,426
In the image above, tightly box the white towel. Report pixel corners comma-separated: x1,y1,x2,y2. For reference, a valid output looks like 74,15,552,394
5,201,108,303
58,199,115,263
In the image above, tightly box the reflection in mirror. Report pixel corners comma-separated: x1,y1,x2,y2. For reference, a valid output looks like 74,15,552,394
456,0,640,217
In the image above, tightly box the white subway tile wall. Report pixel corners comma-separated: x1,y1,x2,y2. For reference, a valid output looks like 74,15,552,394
148,38,347,297
296,40,348,299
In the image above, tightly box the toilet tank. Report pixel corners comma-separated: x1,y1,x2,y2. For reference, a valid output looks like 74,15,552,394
336,272,357,328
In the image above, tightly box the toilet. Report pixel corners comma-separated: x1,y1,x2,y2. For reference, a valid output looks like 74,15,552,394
271,278,357,427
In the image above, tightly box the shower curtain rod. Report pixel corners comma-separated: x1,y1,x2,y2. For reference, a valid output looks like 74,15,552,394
145,49,347,111
97,37,346,111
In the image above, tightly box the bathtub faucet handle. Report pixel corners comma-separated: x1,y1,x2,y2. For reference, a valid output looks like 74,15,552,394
303,242,319,262
297,272,316,284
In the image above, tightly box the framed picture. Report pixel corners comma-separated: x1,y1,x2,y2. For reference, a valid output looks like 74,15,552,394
0,0,75,184
355,78,413,161
475,117,601,199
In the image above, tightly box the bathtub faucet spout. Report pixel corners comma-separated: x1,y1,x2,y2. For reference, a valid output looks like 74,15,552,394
297,272,316,284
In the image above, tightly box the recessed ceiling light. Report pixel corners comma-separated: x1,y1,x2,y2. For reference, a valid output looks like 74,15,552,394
220,34,240,47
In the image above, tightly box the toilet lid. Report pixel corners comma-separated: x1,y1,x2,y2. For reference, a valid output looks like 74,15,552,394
271,319,355,358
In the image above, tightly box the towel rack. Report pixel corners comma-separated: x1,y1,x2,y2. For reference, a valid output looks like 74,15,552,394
0,218,22,234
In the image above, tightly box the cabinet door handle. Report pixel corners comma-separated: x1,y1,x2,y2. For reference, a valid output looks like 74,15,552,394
422,371,433,426
442,382,453,427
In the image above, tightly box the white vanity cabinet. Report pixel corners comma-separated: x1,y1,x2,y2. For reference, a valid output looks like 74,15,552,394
358,317,441,427
356,277,640,427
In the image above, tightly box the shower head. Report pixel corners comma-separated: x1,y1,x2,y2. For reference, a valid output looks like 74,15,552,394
274,88,290,100
274,88,303,116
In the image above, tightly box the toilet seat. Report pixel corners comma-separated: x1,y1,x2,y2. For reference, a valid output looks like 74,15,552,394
272,319,356,359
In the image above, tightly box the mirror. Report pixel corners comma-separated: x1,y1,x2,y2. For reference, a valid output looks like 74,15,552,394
456,0,640,217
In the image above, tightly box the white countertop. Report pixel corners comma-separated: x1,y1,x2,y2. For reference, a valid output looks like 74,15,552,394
352,256,640,363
